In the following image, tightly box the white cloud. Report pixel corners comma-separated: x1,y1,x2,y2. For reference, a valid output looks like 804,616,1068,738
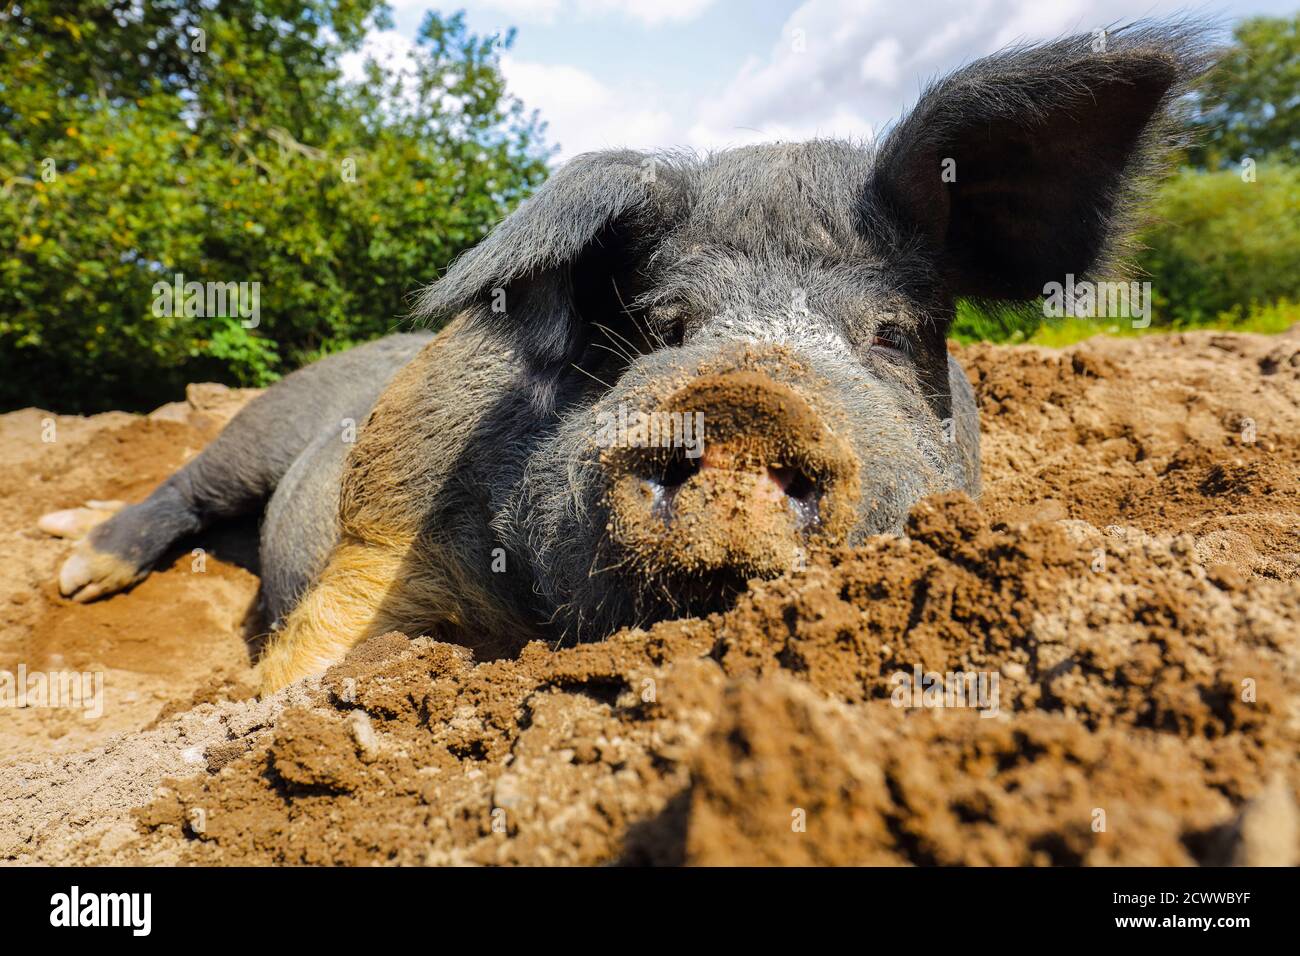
467,0,717,27
684,106,875,155
681,0,1218,154
458,0,564,23
338,29,675,161
501,56,676,158
989,0,1091,48
595,0,718,26
339,28,418,87
859,36,902,87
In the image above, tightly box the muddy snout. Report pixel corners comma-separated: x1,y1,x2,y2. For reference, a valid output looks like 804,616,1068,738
604,370,860,579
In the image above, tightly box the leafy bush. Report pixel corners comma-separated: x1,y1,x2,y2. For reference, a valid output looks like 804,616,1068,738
1135,163,1300,326
0,2,548,412
1020,300,1300,348
1209,298,1300,336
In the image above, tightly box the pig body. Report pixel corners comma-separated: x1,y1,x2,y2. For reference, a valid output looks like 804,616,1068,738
50,24,1210,692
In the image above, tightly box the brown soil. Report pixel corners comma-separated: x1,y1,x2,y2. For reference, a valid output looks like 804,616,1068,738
1,328,1297,866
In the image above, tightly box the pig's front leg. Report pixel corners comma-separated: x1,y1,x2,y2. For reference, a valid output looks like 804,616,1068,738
256,538,409,695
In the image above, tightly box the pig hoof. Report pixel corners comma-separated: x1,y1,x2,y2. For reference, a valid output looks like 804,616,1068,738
37,500,126,539
57,541,146,603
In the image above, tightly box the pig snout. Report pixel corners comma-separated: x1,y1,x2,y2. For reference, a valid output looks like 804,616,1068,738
603,370,861,580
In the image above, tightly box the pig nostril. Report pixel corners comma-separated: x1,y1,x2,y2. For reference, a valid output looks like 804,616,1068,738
770,464,822,531
636,449,699,526
771,465,816,501
659,448,700,488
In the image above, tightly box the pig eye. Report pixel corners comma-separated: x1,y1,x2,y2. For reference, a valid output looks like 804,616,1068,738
869,324,912,361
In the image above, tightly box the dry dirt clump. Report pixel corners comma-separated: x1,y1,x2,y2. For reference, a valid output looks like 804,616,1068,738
1,327,1298,866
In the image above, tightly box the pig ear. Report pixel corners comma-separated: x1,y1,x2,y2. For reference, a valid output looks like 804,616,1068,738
869,22,1214,301
413,149,686,409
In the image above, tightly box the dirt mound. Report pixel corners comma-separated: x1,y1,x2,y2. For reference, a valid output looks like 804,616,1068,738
965,331,1300,578
0,384,261,763
2,327,1298,865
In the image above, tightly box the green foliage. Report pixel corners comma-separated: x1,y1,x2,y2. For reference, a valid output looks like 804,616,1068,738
950,300,1042,345
1135,163,1300,325
1187,14,1300,170
1209,298,1300,336
0,1,548,412
1023,300,1300,349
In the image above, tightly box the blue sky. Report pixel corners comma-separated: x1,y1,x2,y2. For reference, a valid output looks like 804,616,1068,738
352,1,1298,160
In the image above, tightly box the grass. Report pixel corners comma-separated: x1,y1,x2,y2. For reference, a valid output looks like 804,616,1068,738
952,299,1300,349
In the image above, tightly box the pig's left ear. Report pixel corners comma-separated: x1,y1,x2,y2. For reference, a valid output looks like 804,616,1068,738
414,149,688,409
869,22,1214,301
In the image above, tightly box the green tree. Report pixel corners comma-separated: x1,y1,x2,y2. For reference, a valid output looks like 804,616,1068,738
1188,14,1300,169
0,2,549,412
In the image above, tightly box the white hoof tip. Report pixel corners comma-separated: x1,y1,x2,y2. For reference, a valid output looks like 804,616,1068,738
58,552,96,597
38,506,118,539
